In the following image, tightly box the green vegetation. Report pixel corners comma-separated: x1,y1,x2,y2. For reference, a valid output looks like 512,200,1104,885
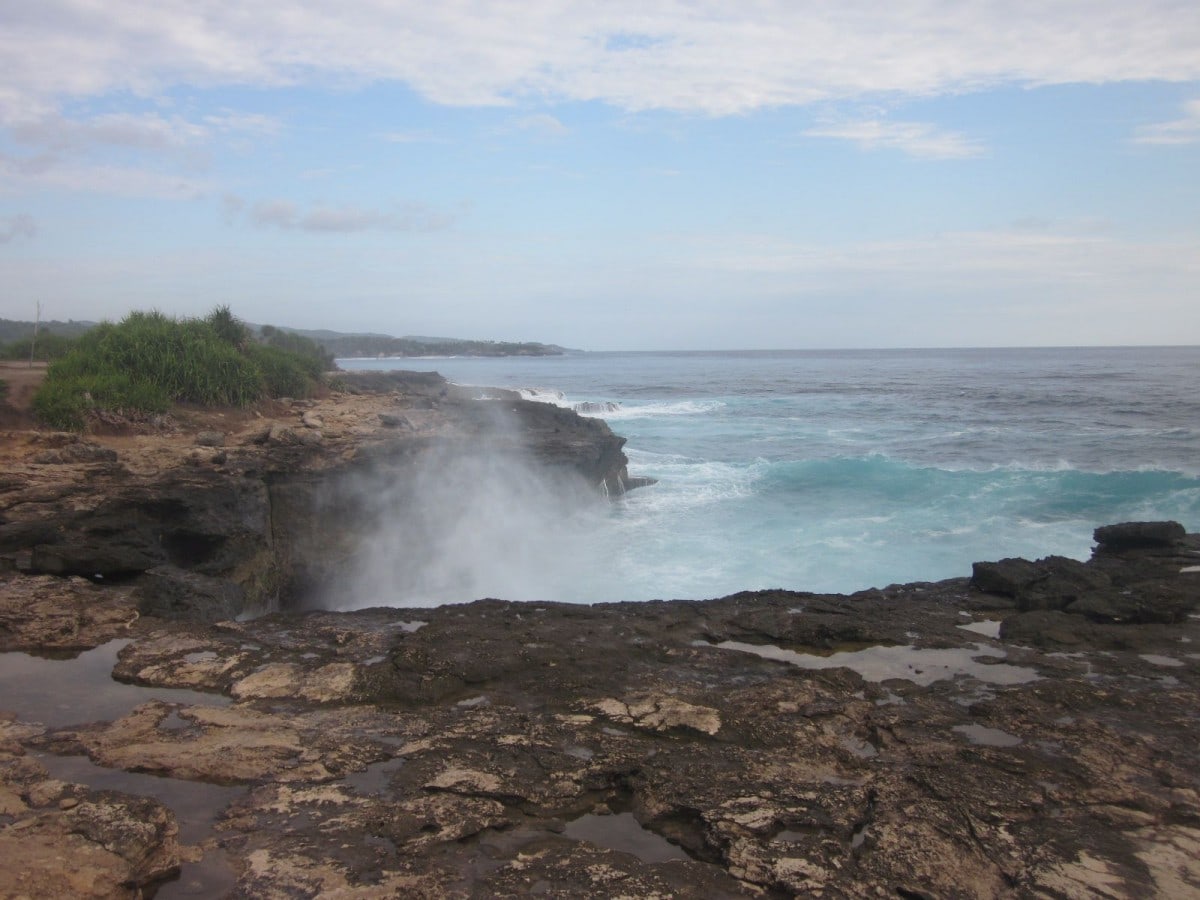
1,331,79,362
259,324,336,370
32,307,332,430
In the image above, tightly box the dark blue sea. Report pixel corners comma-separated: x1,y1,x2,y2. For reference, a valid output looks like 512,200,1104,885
338,347,1200,606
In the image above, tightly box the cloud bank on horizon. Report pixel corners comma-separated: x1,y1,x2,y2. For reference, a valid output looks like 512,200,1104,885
1,2,1198,349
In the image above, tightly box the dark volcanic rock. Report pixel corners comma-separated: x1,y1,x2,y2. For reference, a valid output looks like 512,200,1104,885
974,522,1199,628
971,555,1112,611
136,564,246,622
1094,520,1186,550
25,471,272,582
971,557,1046,598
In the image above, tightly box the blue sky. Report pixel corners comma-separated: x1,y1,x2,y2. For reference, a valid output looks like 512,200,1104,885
1,3,1198,350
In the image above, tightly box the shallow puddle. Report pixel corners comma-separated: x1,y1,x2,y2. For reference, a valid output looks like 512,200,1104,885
1138,654,1185,667
35,752,244,897
952,723,1023,747
839,737,877,759
957,619,1002,639
0,640,231,728
342,757,405,795
390,620,427,633
564,812,691,863
707,640,1039,686
773,829,811,843
155,847,239,899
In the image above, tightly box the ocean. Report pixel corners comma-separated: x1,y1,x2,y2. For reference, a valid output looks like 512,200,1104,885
337,347,1200,606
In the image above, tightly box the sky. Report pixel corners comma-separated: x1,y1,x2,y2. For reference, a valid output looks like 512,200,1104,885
1,2,1198,351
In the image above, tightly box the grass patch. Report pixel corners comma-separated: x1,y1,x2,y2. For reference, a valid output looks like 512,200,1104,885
33,307,331,430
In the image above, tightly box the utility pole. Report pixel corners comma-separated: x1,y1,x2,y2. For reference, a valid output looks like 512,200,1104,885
29,301,41,368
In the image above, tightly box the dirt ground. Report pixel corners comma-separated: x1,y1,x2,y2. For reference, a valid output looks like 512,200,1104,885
0,361,322,481
0,361,46,427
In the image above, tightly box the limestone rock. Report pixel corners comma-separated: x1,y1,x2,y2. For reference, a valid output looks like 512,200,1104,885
0,747,183,899
0,573,138,652
592,696,722,736
268,423,297,445
230,661,358,703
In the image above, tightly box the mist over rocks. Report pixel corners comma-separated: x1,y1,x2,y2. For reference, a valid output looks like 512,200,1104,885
0,370,640,616
0,375,1199,896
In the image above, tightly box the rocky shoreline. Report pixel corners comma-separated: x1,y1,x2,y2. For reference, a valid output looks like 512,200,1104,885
1,372,1198,897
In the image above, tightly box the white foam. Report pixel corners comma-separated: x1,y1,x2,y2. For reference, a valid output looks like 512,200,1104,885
516,388,571,407
600,399,725,420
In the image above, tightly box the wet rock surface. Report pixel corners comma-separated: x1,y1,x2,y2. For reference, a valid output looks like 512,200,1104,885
1,377,1198,897
1,528,1197,897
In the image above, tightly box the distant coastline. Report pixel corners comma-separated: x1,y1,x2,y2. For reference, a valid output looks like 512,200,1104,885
0,317,567,360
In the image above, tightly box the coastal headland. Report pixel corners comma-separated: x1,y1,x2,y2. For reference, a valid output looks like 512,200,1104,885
1,370,1198,897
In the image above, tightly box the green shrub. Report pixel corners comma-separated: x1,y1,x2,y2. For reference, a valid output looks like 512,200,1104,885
31,376,91,430
245,343,319,398
32,306,324,429
61,312,262,407
33,370,173,430
205,305,251,347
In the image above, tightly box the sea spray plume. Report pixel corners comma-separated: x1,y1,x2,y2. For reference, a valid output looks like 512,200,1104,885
326,399,606,610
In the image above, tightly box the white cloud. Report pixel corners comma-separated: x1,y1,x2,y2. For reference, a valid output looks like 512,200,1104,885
1134,98,1200,145
203,111,281,136
804,119,983,159
9,111,208,153
2,3,1198,118
0,108,279,197
513,113,569,136
247,198,459,233
6,108,280,155
0,152,213,198
0,213,36,243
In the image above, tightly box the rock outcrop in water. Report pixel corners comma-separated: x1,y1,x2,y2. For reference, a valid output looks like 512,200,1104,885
1,374,1198,898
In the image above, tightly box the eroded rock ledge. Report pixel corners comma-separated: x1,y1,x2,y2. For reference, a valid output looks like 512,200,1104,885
1,379,1198,897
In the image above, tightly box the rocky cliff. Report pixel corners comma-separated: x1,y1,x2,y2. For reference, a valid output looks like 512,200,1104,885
0,374,1198,898
1,371,638,617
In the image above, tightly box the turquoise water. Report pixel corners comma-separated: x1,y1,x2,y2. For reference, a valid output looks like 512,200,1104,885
338,348,1200,603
